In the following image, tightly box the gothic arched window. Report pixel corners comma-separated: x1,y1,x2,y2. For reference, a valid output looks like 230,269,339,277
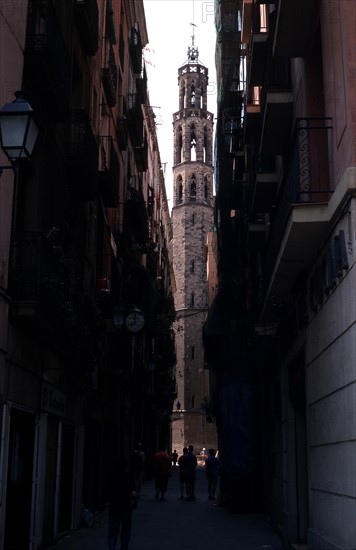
204,176,208,200
190,174,196,201
177,175,183,203
190,124,197,161
190,84,196,106
177,126,183,163
203,126,208,163
180,82,185,110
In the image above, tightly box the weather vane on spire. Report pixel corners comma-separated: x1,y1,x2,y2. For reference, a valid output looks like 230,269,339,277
188,22,199,62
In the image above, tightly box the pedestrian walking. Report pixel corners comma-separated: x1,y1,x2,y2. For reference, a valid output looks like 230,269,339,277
185,444,197,500
205,448,220,500
108,456,137,550
130,442,145,497
153,448,171,501
171,449,178,469
178,446,188,499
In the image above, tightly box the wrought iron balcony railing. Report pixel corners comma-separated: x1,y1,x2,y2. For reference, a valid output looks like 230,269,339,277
98,137,120,207
127,93,144,147
102,41,118,107
263,117,333,288
129,27,143,74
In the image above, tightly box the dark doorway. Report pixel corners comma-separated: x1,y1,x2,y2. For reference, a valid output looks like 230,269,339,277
289,353,309,543
4,408,35,550
57,424,75,533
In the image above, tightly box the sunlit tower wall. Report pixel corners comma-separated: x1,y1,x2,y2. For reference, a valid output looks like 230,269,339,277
171,40,217,455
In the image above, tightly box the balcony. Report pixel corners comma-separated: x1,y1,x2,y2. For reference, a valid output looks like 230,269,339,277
98,137,120,207
262,118,333,303
273,0,319,57
136,67,148,105
102,42,118,107
252,172,278,213
129,27,143,74
68,109,99,199
134,133,148,172
244,88,261,142
247,216,267,251
125,183,148,245
117,96,128,150
9,232,103,360
9,231,70,322
74,0,99,56
24,0,71,119
249,32,268,86
127,93,144,147
259,91,294,154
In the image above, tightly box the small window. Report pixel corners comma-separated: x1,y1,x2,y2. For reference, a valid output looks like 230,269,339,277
191,346,195,360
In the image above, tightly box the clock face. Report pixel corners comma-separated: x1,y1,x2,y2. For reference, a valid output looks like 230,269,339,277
125,310,145,333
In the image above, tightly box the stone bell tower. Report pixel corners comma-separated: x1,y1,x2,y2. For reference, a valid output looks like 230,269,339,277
171,33,217,454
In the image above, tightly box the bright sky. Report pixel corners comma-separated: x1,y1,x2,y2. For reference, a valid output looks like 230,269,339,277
143,0,217,209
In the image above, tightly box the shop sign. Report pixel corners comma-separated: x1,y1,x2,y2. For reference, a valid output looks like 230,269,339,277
41,381,66,417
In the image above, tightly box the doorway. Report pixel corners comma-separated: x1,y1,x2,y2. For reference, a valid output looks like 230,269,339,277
4,408,35,550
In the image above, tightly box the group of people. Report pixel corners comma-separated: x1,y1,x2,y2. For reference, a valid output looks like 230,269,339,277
177,445,220,501
107,443,220,549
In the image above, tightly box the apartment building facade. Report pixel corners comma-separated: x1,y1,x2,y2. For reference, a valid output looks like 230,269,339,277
208,1,355,549
0,1,175,548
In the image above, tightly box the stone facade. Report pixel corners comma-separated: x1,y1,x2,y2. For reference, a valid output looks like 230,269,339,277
171,46,217,455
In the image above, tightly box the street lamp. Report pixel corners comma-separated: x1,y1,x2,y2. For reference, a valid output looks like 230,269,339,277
0,91,39,170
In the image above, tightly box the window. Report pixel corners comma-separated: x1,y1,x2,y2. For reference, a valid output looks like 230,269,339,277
190,84,196,106
204,176,208,199
177,175,183,203
190,175,196,200
191,346,195,359
190,124,197,161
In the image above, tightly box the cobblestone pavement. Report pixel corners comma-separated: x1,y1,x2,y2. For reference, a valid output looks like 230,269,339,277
46,465,283,550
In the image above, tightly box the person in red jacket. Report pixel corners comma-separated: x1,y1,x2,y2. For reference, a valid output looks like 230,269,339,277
153,448,171,501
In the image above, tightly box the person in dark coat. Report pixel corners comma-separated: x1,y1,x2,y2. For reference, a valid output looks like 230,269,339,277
184,444,198,500
108,456,137,550
205,448,220,500
178,447,188,499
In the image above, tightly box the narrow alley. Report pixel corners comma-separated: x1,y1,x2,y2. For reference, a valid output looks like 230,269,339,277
46,465,282,550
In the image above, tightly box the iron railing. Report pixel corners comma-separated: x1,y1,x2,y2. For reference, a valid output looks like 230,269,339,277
263,117,333,289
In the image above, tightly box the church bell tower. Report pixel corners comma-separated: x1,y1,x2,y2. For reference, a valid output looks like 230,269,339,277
171,33,217,453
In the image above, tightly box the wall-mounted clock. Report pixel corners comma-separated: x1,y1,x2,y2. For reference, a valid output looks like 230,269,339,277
125,308,145,333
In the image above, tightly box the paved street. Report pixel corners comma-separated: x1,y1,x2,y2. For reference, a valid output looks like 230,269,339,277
46,465,282,550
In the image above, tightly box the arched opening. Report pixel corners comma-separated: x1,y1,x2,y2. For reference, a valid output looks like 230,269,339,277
190,84,196,106
177,126,183,164
203,126,208,163
190,174,196,201
204,176,208,200
190,124,197,161
177,175,183,204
